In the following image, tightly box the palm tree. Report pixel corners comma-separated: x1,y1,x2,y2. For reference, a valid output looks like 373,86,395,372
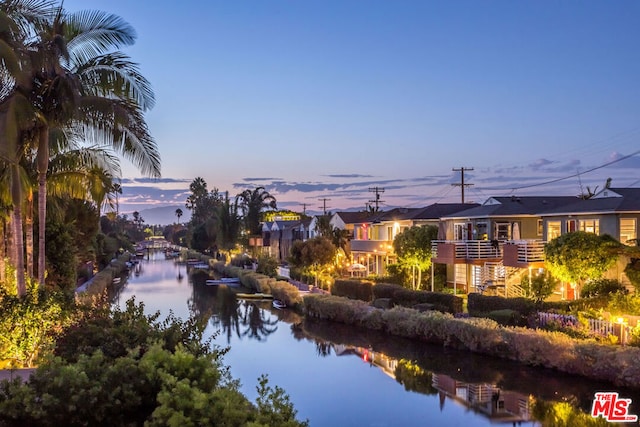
175,208,183,224
9,4,160,287
238,186,277,236
1,0,54,296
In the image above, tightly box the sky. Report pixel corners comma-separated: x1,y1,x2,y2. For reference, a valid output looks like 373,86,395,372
62,0,640,217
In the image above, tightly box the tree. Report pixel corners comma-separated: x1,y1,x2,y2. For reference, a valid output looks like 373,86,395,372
2,2,160,289
238,186,276,236
392,225,437,290
289,236,335,288
175,208,183,224
544,231,620,298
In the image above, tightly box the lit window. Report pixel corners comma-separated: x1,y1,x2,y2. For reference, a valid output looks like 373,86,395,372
579,219,599,234
620,218,637,245
547,221,561,239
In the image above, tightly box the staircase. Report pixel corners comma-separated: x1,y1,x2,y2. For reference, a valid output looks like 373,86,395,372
478,262,526,298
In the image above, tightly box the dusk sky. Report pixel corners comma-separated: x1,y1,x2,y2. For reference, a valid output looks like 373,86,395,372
63,0,640,217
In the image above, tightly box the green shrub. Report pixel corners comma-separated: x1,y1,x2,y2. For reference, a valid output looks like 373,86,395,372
468,293,537,317
392,289,463,314
0,299,308,427
331,280,374,302
372,283,404,299
484,309,526,327
582,278,628,298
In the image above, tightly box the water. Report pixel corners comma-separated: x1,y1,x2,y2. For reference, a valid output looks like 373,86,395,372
114,251,640,426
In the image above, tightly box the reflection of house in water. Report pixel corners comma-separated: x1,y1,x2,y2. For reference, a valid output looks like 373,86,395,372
432,374,530,424
333,344,398,379
333,344,531,424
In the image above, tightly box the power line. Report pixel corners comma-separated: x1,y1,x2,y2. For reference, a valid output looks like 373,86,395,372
509,149,640,191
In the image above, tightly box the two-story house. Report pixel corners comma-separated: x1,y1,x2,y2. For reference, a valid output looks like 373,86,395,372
431,195,579,296
538,187,640,295
333,204,477,276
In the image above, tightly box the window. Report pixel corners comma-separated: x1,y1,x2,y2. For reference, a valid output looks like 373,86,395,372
579,219,599,234
537,220,543,236
454,223,468,240
547,221,561,239
495,222,509,240
476,222,488,240
620,218,637,245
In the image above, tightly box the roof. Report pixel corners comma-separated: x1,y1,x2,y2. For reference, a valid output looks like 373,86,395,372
442,195,580,219
332,211,380,225
539,188,640,216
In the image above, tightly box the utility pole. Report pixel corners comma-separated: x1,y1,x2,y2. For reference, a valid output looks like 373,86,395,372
452,167,474,204
318,198,331,215
368,187,385,211
301,203,307,215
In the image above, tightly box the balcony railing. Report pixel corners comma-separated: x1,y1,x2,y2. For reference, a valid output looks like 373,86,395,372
431,240,503,260
432,239,547,266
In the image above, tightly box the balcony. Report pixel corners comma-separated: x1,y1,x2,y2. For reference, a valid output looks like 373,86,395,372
432,239,547,267
431,240,503,264
502,240,546,268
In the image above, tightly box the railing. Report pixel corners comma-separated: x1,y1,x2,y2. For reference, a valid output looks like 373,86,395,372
512,240,546,263
432,240,502,260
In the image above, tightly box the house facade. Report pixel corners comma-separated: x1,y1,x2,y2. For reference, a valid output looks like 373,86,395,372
432,189,640,298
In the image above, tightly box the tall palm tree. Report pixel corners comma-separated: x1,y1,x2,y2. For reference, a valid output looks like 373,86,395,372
175,208,183,225
1,0,54,296
238,186,276,236
13,5,160,287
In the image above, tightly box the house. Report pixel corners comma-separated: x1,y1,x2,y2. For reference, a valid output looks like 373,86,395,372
537,187,640,293
431,195,579,296
333,204,478,276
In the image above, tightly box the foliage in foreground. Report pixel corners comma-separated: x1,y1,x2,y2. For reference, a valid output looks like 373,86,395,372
0,299,308,427
0,285,77,368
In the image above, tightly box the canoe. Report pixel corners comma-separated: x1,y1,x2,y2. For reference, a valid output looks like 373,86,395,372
236,292,273,300
272,299,286,309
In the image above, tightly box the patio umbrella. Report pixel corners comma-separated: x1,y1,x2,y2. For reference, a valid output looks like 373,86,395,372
347,263,367,272
512,222,521,240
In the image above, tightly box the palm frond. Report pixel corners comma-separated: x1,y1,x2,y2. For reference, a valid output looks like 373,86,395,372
77,97,160,178
64,9,136,67
75,52,155,110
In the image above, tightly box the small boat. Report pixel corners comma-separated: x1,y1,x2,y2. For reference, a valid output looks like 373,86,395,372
112,277,121,284
236,292,274,300
206,277,240,286
191,263,210,269
272,299,286,309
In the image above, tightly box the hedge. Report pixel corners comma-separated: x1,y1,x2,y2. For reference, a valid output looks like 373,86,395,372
371,283,462,314
331,280,374,302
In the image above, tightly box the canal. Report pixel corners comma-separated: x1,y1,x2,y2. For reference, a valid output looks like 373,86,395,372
113,251,640,426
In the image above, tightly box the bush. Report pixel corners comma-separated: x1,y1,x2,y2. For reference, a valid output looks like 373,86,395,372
484,309,526,327
331,280,374,302
468,293,537,317
0,299,308,427
372,283,404,299
582,278,628,298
